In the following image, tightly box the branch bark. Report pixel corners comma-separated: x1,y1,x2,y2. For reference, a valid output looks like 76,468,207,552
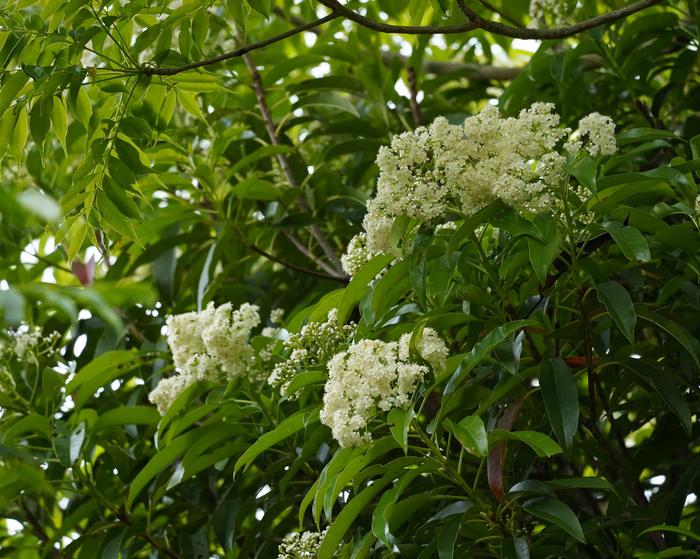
318,0,661,38
455,0,663,39
141,0,653,78
407,66,423,127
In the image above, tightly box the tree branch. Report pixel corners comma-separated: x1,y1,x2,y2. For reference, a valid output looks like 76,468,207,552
455,0,663,39
229,217,345,281
143,13,340,76
142,0,660,78
240,50,346,277
318,0,660,38
316,0,480,34
407,66,423,127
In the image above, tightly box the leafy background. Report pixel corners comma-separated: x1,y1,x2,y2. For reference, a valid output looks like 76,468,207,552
0,0,699,557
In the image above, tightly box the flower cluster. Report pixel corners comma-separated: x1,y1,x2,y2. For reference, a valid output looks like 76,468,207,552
149,302,261,414
320,328,448,447
566,112,617,157
529,0,578,28
268,309,355,395
353,104,617,260
0,324,61,400
340,232,374,276
277,528,328,559
1,324,61,360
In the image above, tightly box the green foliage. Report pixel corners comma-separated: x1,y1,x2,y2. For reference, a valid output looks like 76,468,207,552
1,0,699,557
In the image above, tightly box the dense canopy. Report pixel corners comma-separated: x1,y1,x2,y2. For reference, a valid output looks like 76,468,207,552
0,0,699,557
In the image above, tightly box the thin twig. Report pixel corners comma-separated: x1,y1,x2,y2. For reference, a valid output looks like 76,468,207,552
239,49,345,276
233,225,346,282
144,13,339,76
407,66,422,127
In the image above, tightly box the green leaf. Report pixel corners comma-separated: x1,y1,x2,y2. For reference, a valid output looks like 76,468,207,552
230,144,292,174
539,358,579,452
617,128,677,146
318,470,397,559
10,105,28,159
489,430,563,457
640,525,700,543
53,422,86,466
296,93,360,118
30,95,52,144
388,407,414,454
51,96,68,153
602,222,651,262
127,427,204,510
527,218,560,284
74,86,92,128
197,242,216,311
248,0,270,18
284,370,326,397
444,320,535,394
596,281,637,343
234,177,281,200
4,414,52,442
433,0,452,15
233,407,320,474
547,476,617,497
96,191,139,241
93,406,161,432
447,416,488,457
337,254,394,324
523,497,586,543
0,73,29,117
437,516,460,559
635,305,700,368
369,259,411,321
67,350,140,393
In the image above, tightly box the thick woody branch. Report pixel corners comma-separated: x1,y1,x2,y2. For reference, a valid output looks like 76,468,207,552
142,0,647,79
319,0,661,38
385,53,523,80
455,0,663,39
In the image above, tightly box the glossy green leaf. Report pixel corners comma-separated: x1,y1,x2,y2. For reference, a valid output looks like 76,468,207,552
524,497,586,543
447,415,488,457
234,407,320,474
489,430,563,457
539,358,579,452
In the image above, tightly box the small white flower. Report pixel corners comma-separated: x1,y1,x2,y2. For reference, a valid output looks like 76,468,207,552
320,329,448,447
152,302,262,414
576,112,617,157
277,528,329,559
341,232,376,276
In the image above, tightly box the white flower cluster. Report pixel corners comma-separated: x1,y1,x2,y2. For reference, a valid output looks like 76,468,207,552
1,324,61,361
320,328,448,447
149,302,261,414
529,0,577,28
340,232,375,276
10,326,42,358
270,307,285,325
277,528,328,559
268,309,355,395
350,103,617,259
565,112,617,157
